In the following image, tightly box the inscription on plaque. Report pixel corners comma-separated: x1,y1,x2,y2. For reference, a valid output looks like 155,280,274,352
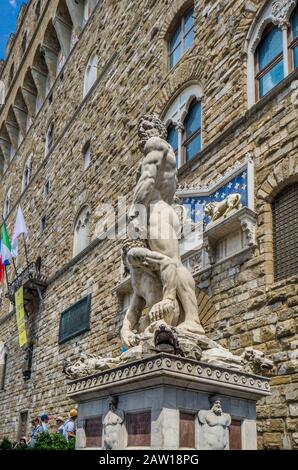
126,411,151,447
85,416,102,448
179,412,195,448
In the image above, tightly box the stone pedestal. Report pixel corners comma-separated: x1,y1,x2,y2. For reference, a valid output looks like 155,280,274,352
67,354,270,450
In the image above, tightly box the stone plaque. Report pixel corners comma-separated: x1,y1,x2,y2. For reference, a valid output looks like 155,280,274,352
229,420,242,450
179,412,195,448
126,411,151,447
85,416,102,448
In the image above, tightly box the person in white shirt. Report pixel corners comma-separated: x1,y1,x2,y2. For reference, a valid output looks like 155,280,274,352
40,414,50,432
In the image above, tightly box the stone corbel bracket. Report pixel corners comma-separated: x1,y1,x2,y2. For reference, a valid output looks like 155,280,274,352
203,207,257,265
239,210,257,247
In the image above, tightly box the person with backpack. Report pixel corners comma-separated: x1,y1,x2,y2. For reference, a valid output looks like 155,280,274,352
63,409,77,441
28,417,42,448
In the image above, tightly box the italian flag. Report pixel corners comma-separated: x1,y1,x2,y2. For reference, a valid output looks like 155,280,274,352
1,224,12,267
0,242,4,284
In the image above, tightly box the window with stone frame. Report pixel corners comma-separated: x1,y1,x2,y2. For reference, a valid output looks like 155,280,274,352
22,155,32,192
166,123,178,167
73,205,91,257
255,24,284,99
35,0,41,20
84,53,98,97
164,84,203,168
0,79,5,105
0,150,5,176
246,0,298,107
168,6,195,69
182,99,202,163
21,32,28,53
3,187,12,219
45,123,54,156
0,342,8,390
83,142,91,170
40,215,46,234
18,411,28,441
9,63,14,85
272,183,298,281
83,0,92,25
290,6,298,69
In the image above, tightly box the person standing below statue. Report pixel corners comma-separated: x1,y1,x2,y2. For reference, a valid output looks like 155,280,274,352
63,409,77,441
121,115,205,349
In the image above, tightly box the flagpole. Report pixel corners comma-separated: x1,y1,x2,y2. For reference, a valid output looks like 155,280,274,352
4,263,9,294
23,233,29,267
1,218,18,276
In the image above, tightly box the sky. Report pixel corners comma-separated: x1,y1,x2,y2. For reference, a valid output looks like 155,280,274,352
0,0,28,60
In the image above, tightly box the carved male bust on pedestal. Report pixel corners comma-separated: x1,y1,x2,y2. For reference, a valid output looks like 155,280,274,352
103,397,124,450
198,398,231,450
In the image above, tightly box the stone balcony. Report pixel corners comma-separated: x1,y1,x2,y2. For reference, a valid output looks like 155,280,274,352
7,260,47,307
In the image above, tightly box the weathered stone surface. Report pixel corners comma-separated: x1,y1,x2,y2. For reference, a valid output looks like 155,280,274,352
276,320,296,339
0,0,297,450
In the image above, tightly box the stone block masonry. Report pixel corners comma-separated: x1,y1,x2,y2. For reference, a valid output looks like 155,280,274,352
0,0,297,449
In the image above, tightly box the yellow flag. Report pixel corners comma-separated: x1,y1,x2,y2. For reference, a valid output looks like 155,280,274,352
15,287,27,347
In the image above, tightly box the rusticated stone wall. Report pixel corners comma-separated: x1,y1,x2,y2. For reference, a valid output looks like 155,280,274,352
0,0,297,449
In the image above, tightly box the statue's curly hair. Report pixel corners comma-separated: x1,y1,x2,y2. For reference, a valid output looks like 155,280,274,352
138,114,167,149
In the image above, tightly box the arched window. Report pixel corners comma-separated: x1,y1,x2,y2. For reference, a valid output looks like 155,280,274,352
163,84,203,168
45,123,54,156
73,206,91,257
22,155,32,192
290,6,298,68
247,1,298,107
255,25,284,99
3,187,12,219
272,183,298,281
168,7,194,69
84,53,98,96
182,99,201,163
166,124,178,166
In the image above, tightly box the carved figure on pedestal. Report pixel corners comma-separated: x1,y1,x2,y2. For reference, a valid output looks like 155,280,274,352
103,397,124,450
63,115,274,380
121,115,205,350
198,398,231,450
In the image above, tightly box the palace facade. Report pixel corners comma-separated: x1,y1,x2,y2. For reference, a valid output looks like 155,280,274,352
0,0,297,449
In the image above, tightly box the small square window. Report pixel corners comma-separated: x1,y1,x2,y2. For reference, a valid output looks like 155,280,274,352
83,144,91,170
44,181,50,197
40,216,46,234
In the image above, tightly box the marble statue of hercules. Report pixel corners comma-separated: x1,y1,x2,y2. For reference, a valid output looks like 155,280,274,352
121,115,205,349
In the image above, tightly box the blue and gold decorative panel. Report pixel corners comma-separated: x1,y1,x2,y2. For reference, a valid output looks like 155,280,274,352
181,170,248,225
